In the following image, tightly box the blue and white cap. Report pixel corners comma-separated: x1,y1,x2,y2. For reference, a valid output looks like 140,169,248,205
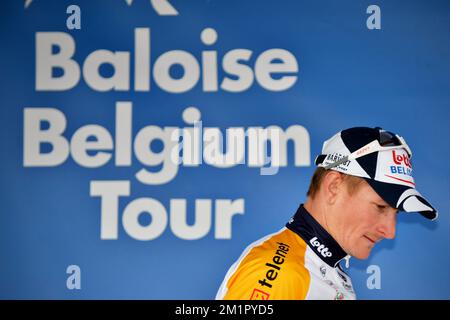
315,127,438,220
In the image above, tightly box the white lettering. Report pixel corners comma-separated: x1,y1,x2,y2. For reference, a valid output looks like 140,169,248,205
367,264,382,289
134,28,150,91
83,50,130,91
90,180,130,239
122,198,168,240
221,49,253,92
23,103,311,181
367,5,381,30
36,32,80,91
215,199,245,239
66,5,81,30
70,125,113,168
255,49,298,91
309,237,333,257
89,181,245,240
35,29,299,93
66,265,81,290
23,108,69,166
153,50,200,93
170,199,211,240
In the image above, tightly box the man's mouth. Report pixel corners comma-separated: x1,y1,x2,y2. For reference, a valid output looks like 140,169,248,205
364,235,377,244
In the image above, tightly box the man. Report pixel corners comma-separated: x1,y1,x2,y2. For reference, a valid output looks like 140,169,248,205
216,127,438,300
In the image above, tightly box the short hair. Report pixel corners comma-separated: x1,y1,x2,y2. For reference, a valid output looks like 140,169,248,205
306,167,364,199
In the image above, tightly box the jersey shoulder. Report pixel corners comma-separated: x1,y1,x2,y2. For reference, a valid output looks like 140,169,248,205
220,228,311,300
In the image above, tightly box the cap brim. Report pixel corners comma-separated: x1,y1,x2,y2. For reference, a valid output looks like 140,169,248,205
365,179,438,221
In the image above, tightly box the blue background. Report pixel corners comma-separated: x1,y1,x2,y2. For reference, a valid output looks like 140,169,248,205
1,0,449,299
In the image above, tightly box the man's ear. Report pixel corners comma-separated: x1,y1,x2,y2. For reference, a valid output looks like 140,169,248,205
321,171,344,205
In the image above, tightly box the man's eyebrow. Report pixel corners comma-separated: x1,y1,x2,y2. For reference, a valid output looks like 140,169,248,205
371,201,389,208
371,201,398,213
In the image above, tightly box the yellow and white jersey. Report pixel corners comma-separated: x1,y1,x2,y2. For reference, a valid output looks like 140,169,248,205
216,205,356,300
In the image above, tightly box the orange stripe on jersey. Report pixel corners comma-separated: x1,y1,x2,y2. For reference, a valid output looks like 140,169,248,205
222,228,311,300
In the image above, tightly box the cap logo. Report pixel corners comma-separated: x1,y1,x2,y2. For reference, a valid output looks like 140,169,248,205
356,145,371,156
325,153,350,167
392,150,411,168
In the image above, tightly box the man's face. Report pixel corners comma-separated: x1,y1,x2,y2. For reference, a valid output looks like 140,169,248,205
332,178,398,259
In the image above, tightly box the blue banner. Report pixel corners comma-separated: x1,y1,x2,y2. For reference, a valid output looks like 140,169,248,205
1,0,449,299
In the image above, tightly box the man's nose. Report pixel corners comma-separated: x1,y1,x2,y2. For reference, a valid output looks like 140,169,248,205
377,212,397,239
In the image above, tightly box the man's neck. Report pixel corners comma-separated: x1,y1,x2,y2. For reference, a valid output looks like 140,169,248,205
304,197,336,245
286,202,349,267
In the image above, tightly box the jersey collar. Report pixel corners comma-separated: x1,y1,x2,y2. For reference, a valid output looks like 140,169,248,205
286,204,348,268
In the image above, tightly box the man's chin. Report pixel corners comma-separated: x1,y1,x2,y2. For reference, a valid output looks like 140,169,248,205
350,249,372,260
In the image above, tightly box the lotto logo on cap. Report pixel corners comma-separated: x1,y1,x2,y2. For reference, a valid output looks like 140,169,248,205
375,149,415,187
